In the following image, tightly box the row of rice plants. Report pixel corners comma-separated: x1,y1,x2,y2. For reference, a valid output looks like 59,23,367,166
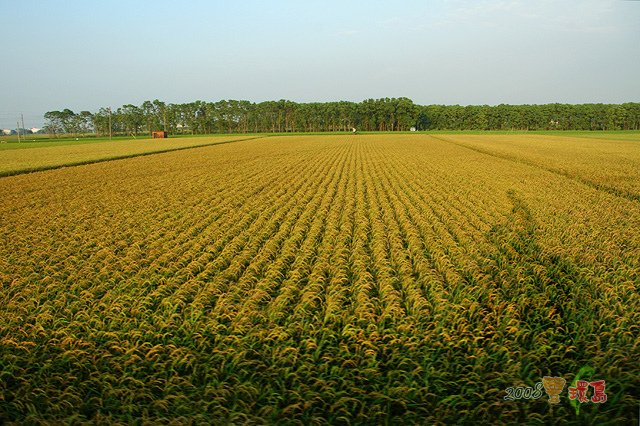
0,135,637,424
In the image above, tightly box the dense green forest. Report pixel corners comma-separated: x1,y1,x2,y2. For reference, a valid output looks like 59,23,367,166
44,98,640,136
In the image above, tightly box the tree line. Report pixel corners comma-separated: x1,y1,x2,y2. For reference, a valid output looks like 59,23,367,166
43,99,640,136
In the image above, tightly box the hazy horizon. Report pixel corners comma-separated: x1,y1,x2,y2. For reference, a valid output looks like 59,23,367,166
1,0,639,129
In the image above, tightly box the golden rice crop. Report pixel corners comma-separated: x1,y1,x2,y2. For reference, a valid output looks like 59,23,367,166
435,134,640,200
0,134,638,424
0,135,253,176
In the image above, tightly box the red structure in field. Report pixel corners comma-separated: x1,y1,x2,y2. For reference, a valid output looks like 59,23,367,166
152,131,168,139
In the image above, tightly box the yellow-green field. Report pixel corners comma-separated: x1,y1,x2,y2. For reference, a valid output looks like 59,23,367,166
0,135,253,177
434,134,640,199
0,134,638,424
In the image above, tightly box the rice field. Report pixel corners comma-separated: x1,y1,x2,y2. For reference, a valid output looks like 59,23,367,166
0,135,253,177
0,134,638,424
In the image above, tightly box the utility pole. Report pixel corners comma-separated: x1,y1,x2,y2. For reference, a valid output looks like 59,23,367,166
108,107,112,140
21,113,25,138
16,121,21,143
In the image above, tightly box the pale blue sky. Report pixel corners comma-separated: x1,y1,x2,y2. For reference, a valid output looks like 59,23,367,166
1,0,639,128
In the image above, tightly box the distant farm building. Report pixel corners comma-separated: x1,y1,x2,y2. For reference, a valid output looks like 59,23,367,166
152,131,168,139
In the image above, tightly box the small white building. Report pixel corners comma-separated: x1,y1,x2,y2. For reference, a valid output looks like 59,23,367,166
2,129,14,135
30,127,41,134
